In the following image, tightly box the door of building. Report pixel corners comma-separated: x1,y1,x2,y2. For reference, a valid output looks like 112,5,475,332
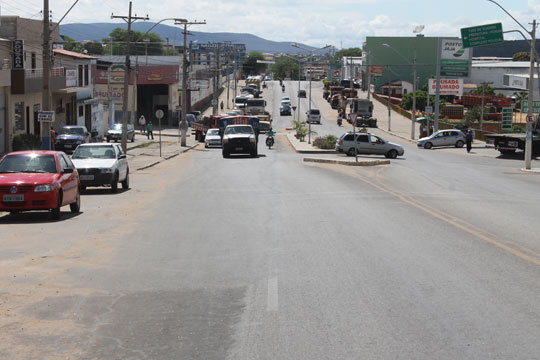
33,104,40,136
0,95,5,153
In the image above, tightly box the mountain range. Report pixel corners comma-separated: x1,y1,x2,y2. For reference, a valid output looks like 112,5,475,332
60,22,317,54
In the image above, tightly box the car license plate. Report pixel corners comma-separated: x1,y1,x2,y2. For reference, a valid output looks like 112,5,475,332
3,194,23,202
235,147,243,151
64,144,72,148
80,175,94,181
508,141,518,147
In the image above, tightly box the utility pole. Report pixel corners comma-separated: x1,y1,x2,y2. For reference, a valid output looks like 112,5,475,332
175,19,205,146
525,20,536,169
111,2,148,153
42,0,51,149
366,51,371,101
387,65,391,132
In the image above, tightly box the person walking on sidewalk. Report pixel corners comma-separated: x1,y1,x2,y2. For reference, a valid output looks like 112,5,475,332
139,115,146,134
466,129,473,153
220,100,224,110
147,121,154,140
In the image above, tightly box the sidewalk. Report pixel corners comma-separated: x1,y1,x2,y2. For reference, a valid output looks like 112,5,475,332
127,128,199,171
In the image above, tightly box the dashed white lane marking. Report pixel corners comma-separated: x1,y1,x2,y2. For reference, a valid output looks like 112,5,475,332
267,277,279,312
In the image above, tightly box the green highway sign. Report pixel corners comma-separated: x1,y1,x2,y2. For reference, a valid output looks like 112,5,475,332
521,100,540,113
501,107,513,130
461,23,504,48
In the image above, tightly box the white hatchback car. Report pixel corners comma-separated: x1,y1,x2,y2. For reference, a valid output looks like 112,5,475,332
417,129,466,149
205,128,222,148
71,143,129,193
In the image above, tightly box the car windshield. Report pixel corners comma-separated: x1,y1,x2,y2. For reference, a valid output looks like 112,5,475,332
311,110,320,114
225,126,253,135
59,127,85,135
0,154,57,173
207,129,219,136
111,124,122,130
72,145,116,159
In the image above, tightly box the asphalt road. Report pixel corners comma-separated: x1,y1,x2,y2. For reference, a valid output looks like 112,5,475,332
1,81,540,359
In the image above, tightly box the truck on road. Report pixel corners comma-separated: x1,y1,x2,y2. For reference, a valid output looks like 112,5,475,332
348,98,377,128
485,118,540,155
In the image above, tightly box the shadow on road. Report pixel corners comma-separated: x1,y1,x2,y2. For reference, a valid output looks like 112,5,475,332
0,211,83,224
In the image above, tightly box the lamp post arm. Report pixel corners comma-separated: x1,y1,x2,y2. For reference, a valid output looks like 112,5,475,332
487,0,530,35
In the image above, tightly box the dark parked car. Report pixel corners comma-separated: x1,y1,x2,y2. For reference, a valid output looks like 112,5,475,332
298,90,306,98
106,123,135,142
54,126,90,153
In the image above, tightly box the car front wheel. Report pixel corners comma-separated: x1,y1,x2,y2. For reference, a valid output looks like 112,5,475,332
424,142,433,150
70,190,81,213
121,170,129,189
386,149,398,159
51,191,62,220
111,172,119,193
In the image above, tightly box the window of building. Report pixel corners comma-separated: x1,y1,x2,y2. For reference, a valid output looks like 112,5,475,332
14,102,24,131
79,105,84,117
78,64,83,86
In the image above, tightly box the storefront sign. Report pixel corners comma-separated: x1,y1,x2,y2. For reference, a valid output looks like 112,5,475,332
429,79,463,96
12,40,24,69
66,69,77,87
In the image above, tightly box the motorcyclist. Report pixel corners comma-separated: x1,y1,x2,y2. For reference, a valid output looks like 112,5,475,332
282,84,285,92
266,128,276,148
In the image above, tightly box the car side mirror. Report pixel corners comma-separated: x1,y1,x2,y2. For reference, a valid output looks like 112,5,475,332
63,168,74,173
118,154,127,159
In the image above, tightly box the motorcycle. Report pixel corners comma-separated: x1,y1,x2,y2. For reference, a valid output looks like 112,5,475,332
337,117,342,126
282,85,285,92
266,135,275,149
262,82,267,89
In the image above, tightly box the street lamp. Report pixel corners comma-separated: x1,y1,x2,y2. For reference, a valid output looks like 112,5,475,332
487,0,536,170
291,43,331,144
143,38,150,65
382,41,419,139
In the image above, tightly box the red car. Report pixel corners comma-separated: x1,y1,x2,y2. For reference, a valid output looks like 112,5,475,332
0,151,81,220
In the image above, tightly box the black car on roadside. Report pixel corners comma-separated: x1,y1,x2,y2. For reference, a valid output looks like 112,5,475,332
298,90,306,98
54,125,91,153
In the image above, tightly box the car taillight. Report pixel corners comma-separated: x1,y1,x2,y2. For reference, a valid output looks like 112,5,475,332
338,140,342,144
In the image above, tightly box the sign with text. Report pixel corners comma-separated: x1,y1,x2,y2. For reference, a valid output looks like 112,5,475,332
369,65,383,76
504,74,527,90
440,39,471,77
501,107,513,130
12,40,24,69
461,23,504,48
429,79,463,96
521,100,540,113
38,111,55,122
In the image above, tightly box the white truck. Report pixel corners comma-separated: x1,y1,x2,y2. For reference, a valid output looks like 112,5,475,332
245,98,267,115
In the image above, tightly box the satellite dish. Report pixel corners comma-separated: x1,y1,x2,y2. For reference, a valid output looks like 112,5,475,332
413,25,425,33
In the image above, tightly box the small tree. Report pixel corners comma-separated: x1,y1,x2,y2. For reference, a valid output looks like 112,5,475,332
272,56,303,80
242,51,266,76
83,41,104,55
471,83,495,95
62,35,83,53
512,52,530,61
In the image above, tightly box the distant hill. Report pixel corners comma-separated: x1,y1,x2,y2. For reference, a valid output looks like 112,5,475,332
60,22,316,54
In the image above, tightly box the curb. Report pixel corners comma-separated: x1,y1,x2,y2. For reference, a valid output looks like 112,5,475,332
135,143,199,171
286,133,337,154
303,157,390,166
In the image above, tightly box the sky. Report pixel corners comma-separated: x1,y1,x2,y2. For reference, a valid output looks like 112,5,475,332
1,0,539,47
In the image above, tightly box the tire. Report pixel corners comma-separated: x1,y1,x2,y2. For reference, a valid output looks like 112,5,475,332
70,190,81,213
424,142,433,150
111,172,118,193
80,185,87,192
51,192,62,220
347,148,356,156
131,135,135,143
251,149,258,158
121,170,130,189
222,150,230,158
106,138,110,142
455,140,464,148
386,149,398,159
205,143,209,148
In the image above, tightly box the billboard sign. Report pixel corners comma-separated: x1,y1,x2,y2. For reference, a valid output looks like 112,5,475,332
440,38,471,77
504,74,527,90
369,65,383,76
429,79,463,96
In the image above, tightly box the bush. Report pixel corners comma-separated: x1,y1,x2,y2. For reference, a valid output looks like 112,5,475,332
12,134,42,151
313,135,337,149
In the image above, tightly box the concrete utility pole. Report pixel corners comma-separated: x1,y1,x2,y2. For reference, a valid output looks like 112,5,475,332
366,51,371,101
111,2,148,153
175,19,205,147
387,65,391,132
42,0,51,149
